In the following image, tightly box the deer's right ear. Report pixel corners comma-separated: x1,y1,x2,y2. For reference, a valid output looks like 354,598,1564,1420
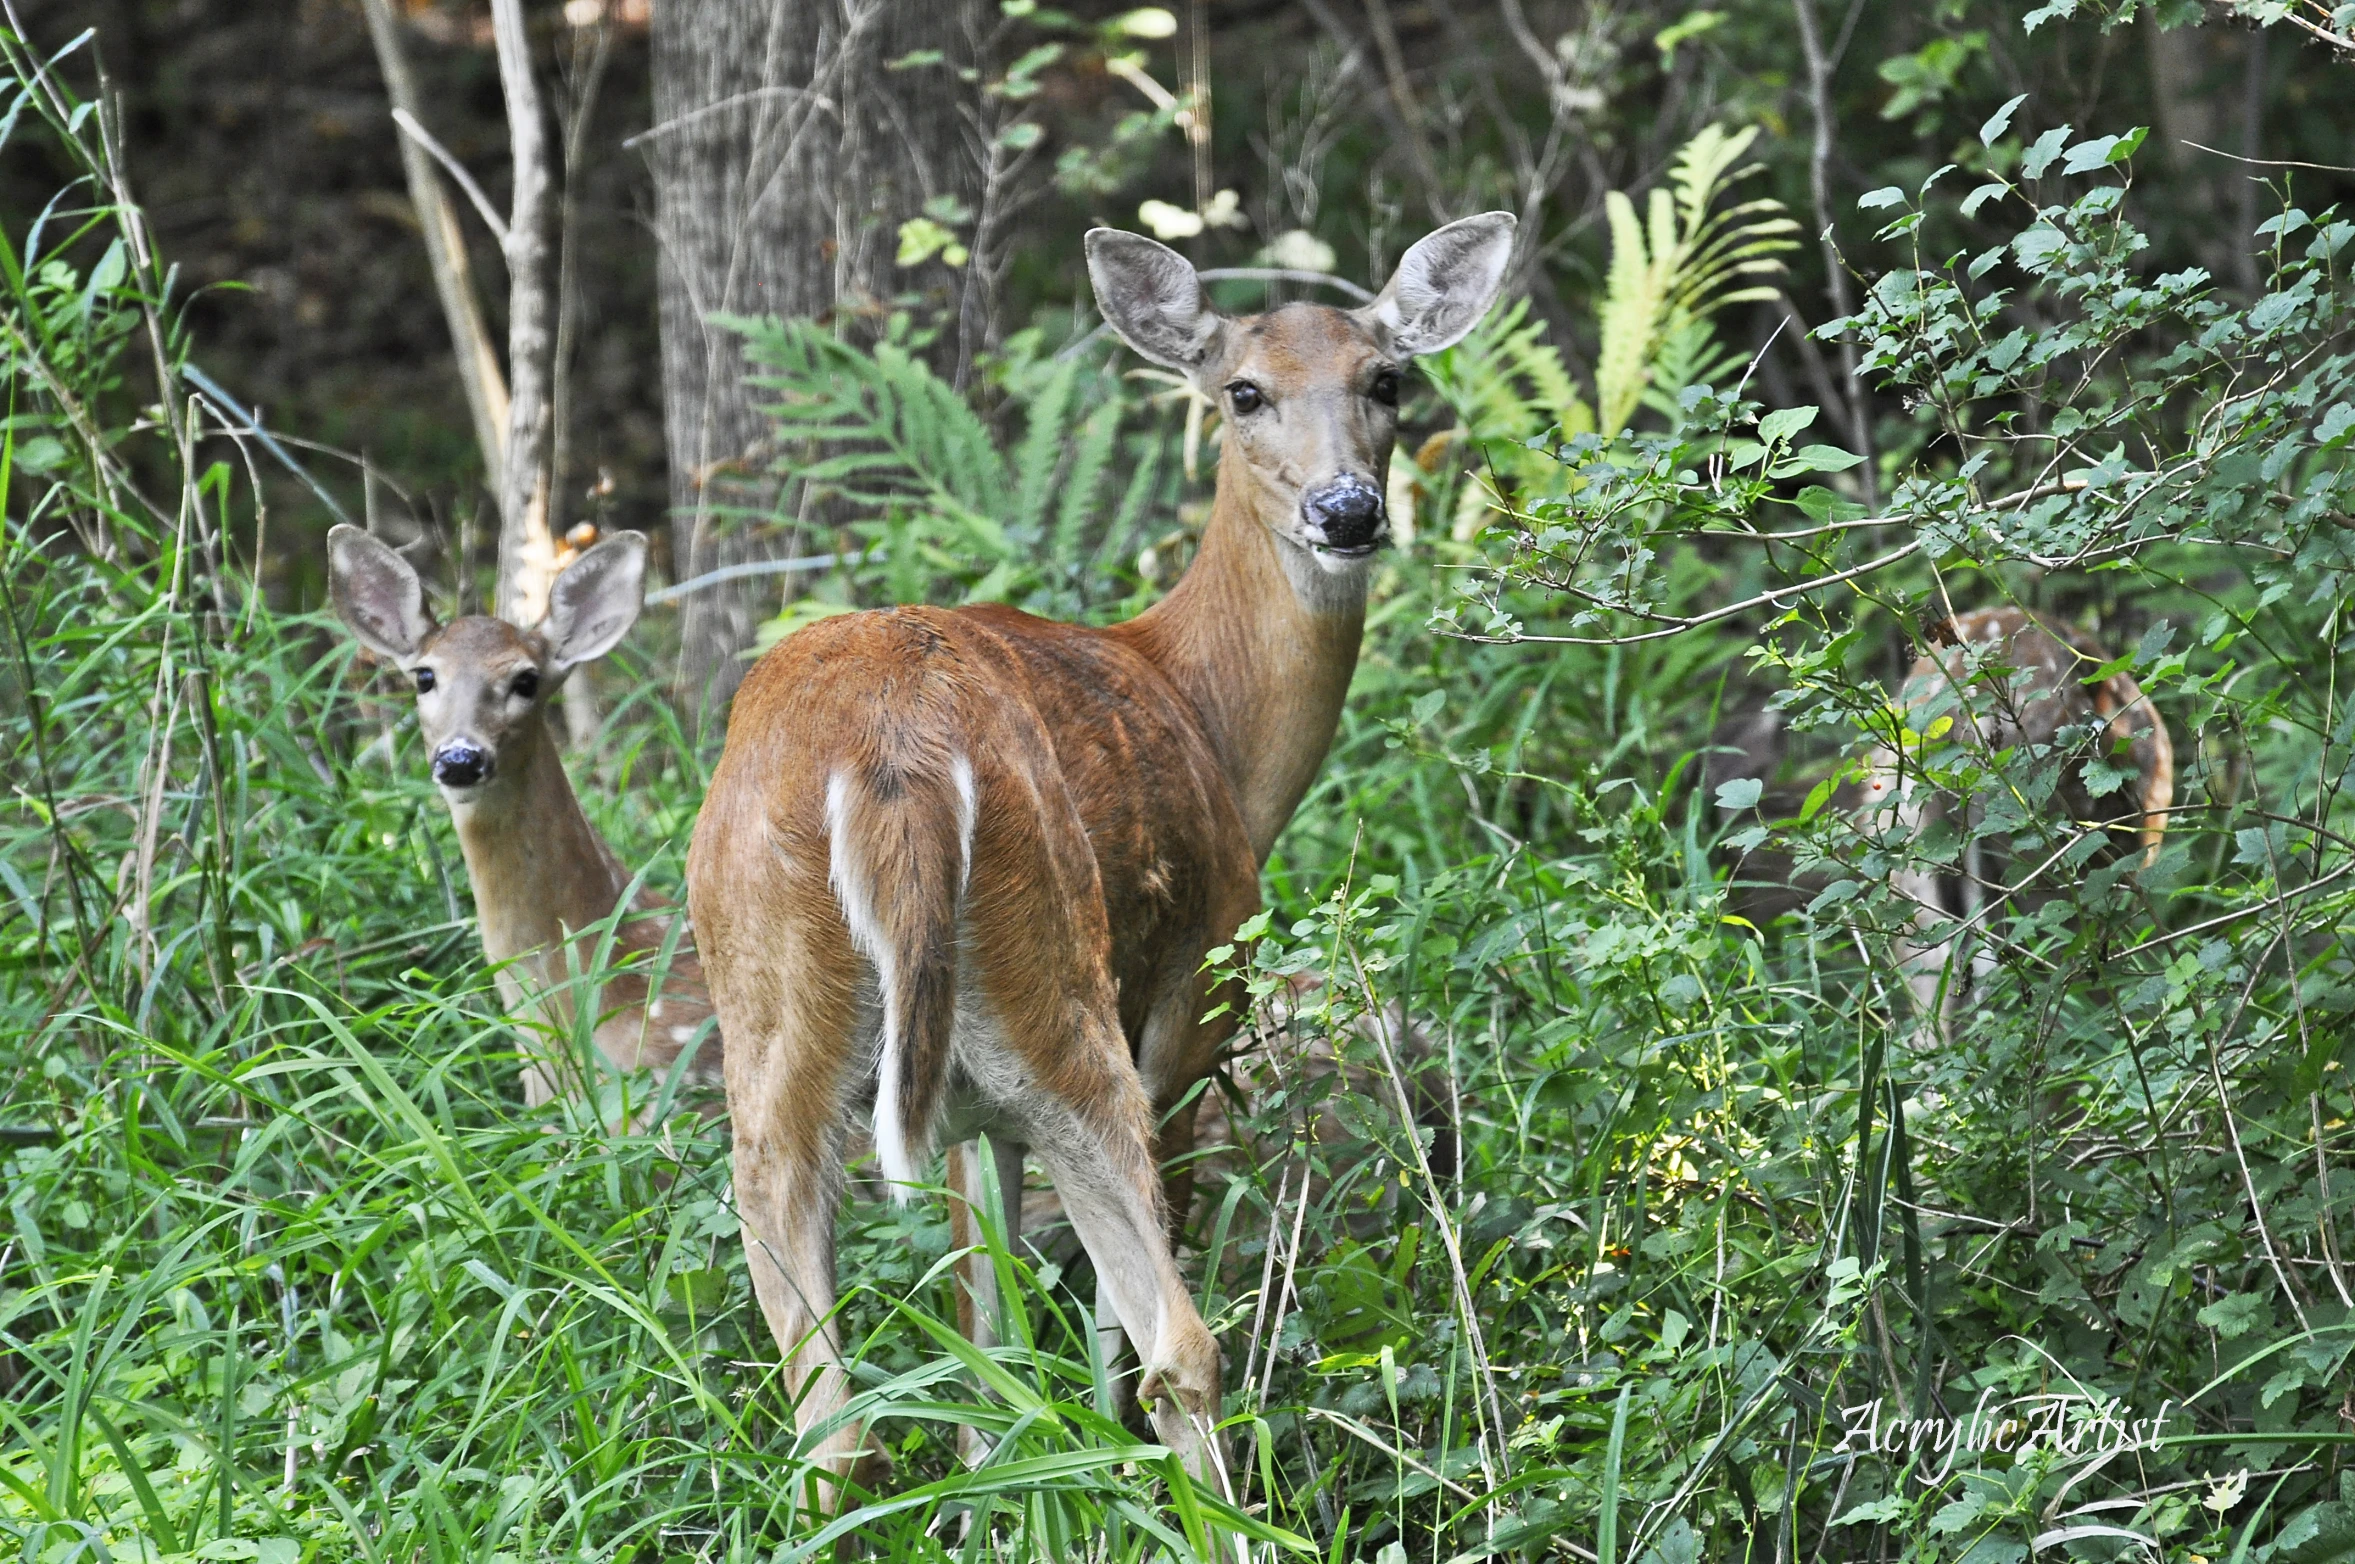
1086,228,1223,372
542,529,647,674
327,524,434,662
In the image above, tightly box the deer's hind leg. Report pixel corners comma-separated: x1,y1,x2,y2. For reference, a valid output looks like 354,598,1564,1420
719,920,881,1511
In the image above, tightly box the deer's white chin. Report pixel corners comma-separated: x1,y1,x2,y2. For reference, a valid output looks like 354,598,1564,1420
1275,532,1380,614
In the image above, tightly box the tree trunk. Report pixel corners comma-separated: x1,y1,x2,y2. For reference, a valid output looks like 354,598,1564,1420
649,0,988,722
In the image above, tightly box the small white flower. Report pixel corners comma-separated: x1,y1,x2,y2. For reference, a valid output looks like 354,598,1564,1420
1261,229,1337,273
1137,199,1204,240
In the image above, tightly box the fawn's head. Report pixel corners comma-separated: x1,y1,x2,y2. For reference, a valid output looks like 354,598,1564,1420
326,525,645,797
1086,212,1513,571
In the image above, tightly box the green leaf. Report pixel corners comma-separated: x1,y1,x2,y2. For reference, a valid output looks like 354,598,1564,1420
2195,1291,2270,1338
2022,123,2073,179
1714,777,1763,811
2061,134,2122,174
896,217,967,268
1960,181,2009,219
1758,405,1819,444
1653,10,1725,66
1796,485,1870,522
1790,443,1864,472
1834,1495,1906,1527
1857,186,1906,211
1979,92,2028,146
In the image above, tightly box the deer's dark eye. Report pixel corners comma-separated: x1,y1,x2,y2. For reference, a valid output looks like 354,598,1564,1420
413,668,436,694
512,670,540,701
1228,381,1265,414
1371,369,1400,406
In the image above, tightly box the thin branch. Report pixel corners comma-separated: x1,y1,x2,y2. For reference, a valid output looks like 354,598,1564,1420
1197,266,1374,302
2202,0,2355,56
360,0,509,489
2181,138,2355,174
1457,536,1924,646
643,550,869,606
392,109,511,245
180,364,357,528
1298,0,1448,221
1790,0,1877,505
549,16,616,542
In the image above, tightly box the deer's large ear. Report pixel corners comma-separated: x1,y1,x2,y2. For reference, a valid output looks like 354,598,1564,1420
1363,211,1517,357
1086,228,1224,372
327,524,435,662
541,529,646,673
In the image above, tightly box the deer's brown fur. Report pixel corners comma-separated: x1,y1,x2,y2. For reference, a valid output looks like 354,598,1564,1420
688,214,1514,1497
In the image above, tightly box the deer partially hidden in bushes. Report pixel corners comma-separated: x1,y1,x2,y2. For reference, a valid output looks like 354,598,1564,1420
686,213,1514,1500
1861,606,2175,1038
327,525,721,1107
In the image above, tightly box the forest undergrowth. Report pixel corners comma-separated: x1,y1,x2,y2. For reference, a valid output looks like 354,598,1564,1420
6,13,2355,1564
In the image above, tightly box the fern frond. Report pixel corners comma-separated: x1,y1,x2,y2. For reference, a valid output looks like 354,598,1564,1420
1012,355,1081,543
1052,399,1122,574
1592,122,1798,435
1596,188,1671,437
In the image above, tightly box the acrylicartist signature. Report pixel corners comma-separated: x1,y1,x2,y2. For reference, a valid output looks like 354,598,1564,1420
1835,1390,2174,1481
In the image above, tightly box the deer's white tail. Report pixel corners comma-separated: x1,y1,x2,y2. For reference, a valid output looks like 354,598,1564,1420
823,752,976,1198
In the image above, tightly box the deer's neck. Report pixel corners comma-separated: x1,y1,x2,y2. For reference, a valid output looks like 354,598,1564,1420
1121,459,1369,864
446,722,630,965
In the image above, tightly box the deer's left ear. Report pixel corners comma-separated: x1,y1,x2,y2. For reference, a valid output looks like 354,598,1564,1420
541,530,646,674
1363,211,1517,357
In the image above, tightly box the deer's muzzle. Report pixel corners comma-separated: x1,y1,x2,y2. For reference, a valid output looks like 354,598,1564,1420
1300,475,1388,555
432,739,494,788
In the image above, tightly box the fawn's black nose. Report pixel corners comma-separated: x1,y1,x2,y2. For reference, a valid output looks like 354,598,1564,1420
1300,476,1388,554
432,740,493,788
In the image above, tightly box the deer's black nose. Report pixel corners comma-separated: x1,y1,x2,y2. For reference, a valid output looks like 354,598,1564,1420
432,740,493,788
1301,476,1387,553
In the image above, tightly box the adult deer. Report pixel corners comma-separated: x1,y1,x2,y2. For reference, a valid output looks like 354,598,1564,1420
327,525,721,1105
1860,606,2174,1036
688,213,1513,1497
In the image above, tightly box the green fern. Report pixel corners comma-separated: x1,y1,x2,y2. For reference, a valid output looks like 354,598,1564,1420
1416,121,1796,542
1593,124,1797,436
728,314,1157,622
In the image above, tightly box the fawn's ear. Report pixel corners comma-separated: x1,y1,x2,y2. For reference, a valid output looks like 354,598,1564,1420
327,524,434,662
1086,228,1226,373
541,529,646,673
1362,211,1517,357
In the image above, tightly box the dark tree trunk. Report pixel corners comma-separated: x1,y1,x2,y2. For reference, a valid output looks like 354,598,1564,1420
649,0,988,722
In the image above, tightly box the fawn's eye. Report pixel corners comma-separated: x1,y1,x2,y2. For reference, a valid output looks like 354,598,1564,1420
1228,381,1265,414
512,670,540,701
412,668,435,694
1370,368,1399,406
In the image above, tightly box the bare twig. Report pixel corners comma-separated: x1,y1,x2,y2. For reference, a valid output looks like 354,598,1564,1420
1298,0,1447,221
1790,0,1877,504
392,109,511,245
550,16,616,542
1461,536,1926,646
359,0,510,488
619,85,835,151
2201,0,2355,57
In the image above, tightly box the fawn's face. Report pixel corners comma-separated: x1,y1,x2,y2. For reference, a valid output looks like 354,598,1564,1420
1086,211,1515,577
401,618,555,792
326,525,648,799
